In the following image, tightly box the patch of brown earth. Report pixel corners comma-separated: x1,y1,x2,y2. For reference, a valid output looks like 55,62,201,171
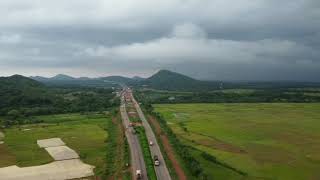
188,132,246,154
198,139,246,154
148,115,187,180
0,143,16,167
246,143,296,164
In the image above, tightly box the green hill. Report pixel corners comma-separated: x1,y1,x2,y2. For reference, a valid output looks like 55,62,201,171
140,70,219,91
0,75,54,115
51,74,76,81
0,75,116,121
31,75,119,88
1,75,43,88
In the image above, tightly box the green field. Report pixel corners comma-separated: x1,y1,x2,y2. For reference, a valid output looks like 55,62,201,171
0,113,109,176
154,103,320,180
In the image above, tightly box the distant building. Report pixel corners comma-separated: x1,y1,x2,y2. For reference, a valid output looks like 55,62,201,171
168,96,175,101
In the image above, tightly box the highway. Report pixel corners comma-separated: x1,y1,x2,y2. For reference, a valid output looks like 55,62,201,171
129,90,172,180
120,94,148,180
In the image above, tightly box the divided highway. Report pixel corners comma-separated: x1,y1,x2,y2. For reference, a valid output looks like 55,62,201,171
120,94,148,180
130,90,172,180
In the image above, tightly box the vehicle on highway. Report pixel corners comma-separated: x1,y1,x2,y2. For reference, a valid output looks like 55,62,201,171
136,169,142,179
154,155,160,166
149,141,154,146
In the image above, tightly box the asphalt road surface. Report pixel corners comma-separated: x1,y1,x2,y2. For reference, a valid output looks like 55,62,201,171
120,95,148,180
130,91,172,180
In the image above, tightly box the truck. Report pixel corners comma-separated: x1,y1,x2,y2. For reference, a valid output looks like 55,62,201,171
154,155,160,166
136,169,142,179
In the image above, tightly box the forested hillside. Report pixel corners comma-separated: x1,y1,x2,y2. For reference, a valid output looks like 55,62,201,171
138,70,220,91
0,75,118,126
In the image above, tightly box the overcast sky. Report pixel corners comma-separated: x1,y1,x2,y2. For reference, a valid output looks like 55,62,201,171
0,0,319,81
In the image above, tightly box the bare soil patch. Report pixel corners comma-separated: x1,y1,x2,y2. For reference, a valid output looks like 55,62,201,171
0,137,95,179
188,132,246,154
0,143,16,167
0,159,94,180
37,138,65,148
246,143,296,164
148,115,187,180
45,146,79,161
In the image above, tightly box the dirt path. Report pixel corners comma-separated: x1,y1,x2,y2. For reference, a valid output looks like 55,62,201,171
148,115,187,180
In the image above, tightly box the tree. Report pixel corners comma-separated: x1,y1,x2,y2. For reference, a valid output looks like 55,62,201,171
7,109,21,120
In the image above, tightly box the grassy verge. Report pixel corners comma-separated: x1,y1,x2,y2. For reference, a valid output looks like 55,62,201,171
105,110,131,179
135,126,157,180
129,116,141,123
123,138,132,180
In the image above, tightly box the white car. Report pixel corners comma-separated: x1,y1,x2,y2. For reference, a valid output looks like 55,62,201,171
149,141,154,146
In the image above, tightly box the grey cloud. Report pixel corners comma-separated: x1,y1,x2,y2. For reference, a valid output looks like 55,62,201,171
0,0,319,81
79,24,317,64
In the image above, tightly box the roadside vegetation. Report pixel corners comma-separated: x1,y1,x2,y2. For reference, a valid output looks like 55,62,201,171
104,110,131,179
146,114,181,180
154,103,320,180
0,113,109,178
144,105,208,179
123,138,132,180
134,126,157,180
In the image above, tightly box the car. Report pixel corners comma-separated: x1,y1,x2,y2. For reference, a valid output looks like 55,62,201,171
154,155,160,166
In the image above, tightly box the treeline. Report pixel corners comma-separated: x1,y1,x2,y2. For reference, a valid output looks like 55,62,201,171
142,102,208,179
135,89,320,104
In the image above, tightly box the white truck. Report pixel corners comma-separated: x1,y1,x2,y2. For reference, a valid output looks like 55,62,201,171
136,169,142,179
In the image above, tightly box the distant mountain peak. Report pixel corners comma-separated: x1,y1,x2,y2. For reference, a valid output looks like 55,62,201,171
139,69,220,91
52,74,75,80
149,70,196,81
1,74,43,87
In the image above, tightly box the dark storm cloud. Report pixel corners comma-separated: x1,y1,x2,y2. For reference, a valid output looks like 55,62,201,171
0,0,319,80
